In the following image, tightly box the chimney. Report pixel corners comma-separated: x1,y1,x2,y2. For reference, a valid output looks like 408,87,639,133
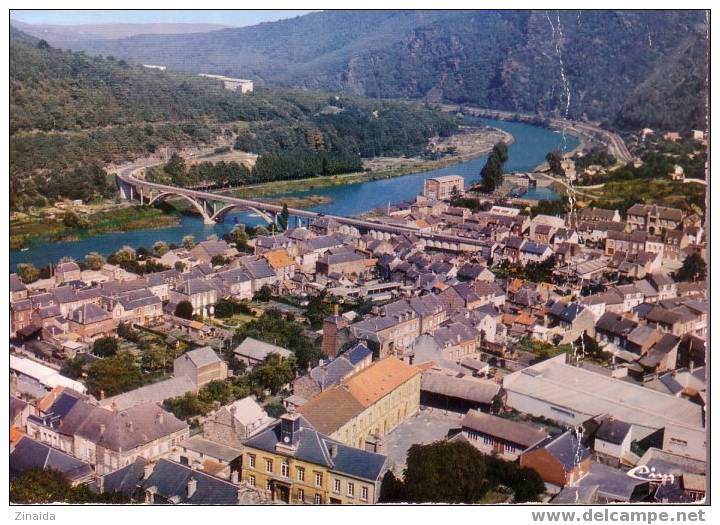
333,304,339,317
187,477,197,498
99,423,106,435
143,462,155,480
100,389,105,401
329,444,338,459
231,470,239,484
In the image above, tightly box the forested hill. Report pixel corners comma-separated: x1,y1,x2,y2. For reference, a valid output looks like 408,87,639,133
21,10,708,132
10,38,456,210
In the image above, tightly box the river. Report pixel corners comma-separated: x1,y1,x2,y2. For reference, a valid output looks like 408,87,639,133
10,119,578,270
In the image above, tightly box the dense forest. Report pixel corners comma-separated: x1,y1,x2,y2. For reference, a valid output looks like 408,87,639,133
10,37,456,210
26,10,708,132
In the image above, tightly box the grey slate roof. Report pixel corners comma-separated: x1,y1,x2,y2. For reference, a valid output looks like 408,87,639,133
141,458,248,504
50,398,187,453
100,376,197,411
595,418,633,445
343,343,373,365
461,410,548,448
181,346,222,368
233,337,292,361
244,416,387,483
524,430,591,470
178,435,242,463
11,436,94,483
421,371,500,404
10,273,27,293
69,303,111,324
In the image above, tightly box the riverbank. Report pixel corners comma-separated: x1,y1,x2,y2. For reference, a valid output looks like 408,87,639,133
10,206,181,250
216,125,512,200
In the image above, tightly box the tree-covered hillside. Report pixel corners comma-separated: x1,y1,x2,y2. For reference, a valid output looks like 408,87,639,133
30,10,708,132
10,38,456,210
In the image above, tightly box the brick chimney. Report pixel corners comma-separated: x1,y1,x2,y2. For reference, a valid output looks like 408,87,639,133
321,304,347,359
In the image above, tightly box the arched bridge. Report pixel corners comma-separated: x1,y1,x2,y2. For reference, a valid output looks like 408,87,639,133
115,162,493,252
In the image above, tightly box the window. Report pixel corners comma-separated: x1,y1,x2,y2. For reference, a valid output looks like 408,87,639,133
315,494,322,505
265,458,273,473
297,467,305,482
361,486,369,501
483,435,493,445
314,472,323,487
347,482,355,497
333,479,341,493
248,475,256,487
281,461,289,478
248,454,256,468
297,489,305,502
266,479,272,491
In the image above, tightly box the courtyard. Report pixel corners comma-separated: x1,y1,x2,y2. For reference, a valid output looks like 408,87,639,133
384,407,465,472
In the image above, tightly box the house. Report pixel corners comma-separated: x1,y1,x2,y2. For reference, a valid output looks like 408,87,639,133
11,436,94,486
626,204,684,234
26,392,189,475
553,461,649,504
55,261,82,285
594,312,638,349
263,248,296,283
450,410,548,460
316,251,368,277
239,256,278,292
592,417,635,467
520,431,591,488
102,288,163,326
202,396,274,449
215,268,253,300
172,435,242,479
349,310,420,358
423,175,464,200
578,207,621,223
10,273,29,302
292,343,373,403
169,278,218,317
173,346,228,387
233,337,292,370
190,240,239,264
95,457,262,504
242,413,388,504
546,300,596,344
298,357,421,450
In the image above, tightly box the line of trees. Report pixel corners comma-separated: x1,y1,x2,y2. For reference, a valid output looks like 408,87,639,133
477,141,509,193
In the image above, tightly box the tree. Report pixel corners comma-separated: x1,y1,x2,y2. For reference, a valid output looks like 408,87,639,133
250,353,296,395
10,468,130,504
254,284,273,302
93,336,119,358
182,235,195,249
174,261,186,272
305,291,334,329
379,470,407,503
16,263,39,284
546,150,565,176
85,351,144,397
211,254,229,267
279,203,290,230
675,252,707,282
84,251,105,270
112,246,136,264
153,241,169,257
174,300,194,319
402,441,489,503
479,141,509,193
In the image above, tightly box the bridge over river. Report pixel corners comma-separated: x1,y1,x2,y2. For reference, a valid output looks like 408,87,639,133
116,164,489,252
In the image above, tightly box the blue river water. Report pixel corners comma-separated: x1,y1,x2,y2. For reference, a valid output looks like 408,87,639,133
10,119,578,270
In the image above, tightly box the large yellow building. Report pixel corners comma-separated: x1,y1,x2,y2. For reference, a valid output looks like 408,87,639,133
298,357,421,450
241,413,387,504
